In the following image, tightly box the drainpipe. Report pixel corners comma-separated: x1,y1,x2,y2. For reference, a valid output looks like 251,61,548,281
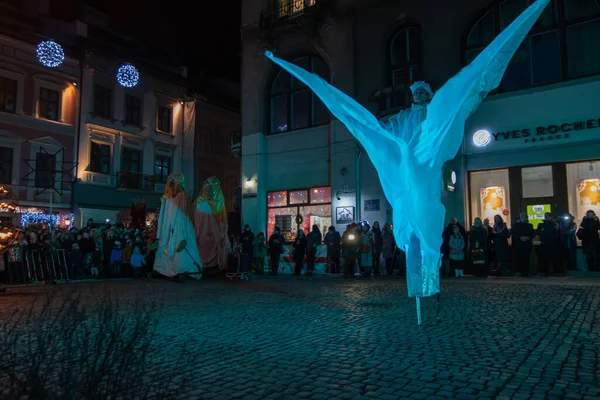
181,98,185,174
355,148,363,222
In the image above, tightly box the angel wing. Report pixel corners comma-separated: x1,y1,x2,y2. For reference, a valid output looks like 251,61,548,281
265,51,407,201
412,0,550,168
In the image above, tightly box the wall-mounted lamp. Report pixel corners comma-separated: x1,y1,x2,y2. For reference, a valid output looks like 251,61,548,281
179,101,184,105
72,82,77,87
64,219,71,227
245,178,257,188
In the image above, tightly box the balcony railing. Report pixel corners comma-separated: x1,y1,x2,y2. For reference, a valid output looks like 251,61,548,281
117,172,156,192
260,0,331,31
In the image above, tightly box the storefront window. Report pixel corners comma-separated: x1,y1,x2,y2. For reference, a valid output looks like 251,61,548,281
267,187,332,242
298,204,332,241
267,190,287,207
268,206,296,242
469,169,512,228
566,161,600,224
522,165,553,198
289,190,308,205
310,187,331,204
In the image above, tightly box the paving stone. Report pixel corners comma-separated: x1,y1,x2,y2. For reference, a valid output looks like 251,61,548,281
2,277,598,399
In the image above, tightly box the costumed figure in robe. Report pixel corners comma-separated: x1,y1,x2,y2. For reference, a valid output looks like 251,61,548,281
154,172,203,279
193,177,232,271
265,0,550,324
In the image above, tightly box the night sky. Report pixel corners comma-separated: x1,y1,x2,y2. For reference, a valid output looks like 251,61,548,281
81,0,242,83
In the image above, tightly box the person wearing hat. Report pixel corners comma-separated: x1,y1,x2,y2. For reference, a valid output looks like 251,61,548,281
110,240,124,278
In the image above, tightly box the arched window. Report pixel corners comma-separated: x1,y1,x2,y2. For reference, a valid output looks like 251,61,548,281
269,55,330,134
388,25,423,108
465,0,600,91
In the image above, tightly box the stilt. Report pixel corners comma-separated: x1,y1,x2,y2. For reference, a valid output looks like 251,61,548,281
436,293,441,324
416,296,422,326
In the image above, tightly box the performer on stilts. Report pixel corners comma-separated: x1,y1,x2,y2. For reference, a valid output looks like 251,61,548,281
194,177,232,273
265,0,550,324
154,172,203,280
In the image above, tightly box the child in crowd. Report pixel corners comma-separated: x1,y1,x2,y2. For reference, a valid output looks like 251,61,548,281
91,244,102,279
129,246,146,279
110,241,123,278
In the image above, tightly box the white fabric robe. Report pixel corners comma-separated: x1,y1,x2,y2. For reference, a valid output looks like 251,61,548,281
154,192,203,278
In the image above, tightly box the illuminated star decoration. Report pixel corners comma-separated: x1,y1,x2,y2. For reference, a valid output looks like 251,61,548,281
117,63,140,88
37,40,65,68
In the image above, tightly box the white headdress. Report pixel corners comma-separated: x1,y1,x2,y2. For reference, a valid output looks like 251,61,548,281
410,81,433,97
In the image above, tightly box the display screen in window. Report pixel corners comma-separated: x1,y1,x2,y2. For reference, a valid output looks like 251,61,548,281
310,187,331,204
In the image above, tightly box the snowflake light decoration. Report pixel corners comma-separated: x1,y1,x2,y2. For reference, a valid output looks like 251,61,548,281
37,40,65,68
116,63,140,87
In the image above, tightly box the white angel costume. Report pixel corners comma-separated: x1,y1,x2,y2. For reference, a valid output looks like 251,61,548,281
265,0,549,299
154,173,203,278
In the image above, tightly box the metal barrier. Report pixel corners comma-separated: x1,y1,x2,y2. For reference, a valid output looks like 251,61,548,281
24,248,69,284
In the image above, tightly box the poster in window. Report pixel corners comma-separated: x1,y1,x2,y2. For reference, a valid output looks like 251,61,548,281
480,186,506,222
526,204,551,229
577,179,600,218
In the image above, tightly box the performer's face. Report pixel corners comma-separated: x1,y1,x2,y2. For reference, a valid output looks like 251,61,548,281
412,89,430,105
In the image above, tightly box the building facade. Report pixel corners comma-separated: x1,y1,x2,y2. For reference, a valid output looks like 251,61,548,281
1,1,241,229
0,32,79,228
241,0,600,244
72,48,190,226
193,76,242,215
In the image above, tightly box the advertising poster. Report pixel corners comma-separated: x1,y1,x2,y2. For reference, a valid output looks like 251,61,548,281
526,204,551,229
480,186,505,222
577,179,600,219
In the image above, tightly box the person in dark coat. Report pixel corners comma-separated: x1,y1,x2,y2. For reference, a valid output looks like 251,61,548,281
577,210,600,271
442,217,467,275
240,225,255,273
324,226,341,274
342,223,361,278
371,222,384,275
469,217,488,277
70,243,83,280
306,225,322,276
538,212,559,275
491,214,510,274
560,214,577,272
293,230,307,276
511,212,535,277
268,227,284,275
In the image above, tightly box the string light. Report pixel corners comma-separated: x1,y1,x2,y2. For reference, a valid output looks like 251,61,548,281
37,40,65,68
20,212,75,228
117,63,140,87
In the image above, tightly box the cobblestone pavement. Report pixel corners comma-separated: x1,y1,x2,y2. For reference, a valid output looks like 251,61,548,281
2,276,600,399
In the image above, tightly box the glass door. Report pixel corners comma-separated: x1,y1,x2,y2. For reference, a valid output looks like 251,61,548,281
521,165,556,228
